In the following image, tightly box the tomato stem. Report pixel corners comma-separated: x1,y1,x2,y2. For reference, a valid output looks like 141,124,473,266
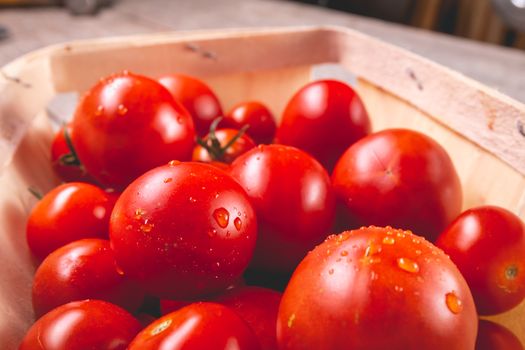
197,117,249,162
28,186,43,200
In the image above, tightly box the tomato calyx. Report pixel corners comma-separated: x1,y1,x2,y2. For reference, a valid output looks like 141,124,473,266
196,117,250,162
28,187,43,200
58,125,84,169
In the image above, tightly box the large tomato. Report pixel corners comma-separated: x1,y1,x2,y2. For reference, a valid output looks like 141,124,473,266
436,206,525,315
109,162,257,299
475,320,523,350
230,144,335,273
277,226,478,350
332,128,462,242
71,71,195,190
276,80,371,171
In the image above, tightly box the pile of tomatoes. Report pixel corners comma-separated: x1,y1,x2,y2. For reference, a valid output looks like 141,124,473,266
20,71,525,350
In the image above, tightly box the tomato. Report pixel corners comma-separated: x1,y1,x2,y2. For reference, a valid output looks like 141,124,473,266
216,286,282,350
19,300,141,350
277,226,478,350
193,127,256,164
128,302,260,350
332,129,462,242
436,206,525,315
26,182,116,261
230,144,335,273
109,162,257,299
476,320,523,350
276,80,371,171
71,71,195,190
32,239,144,317
222,101,276,144
158,74,223,136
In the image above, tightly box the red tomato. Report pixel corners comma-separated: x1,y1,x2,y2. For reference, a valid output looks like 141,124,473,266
277,226,478,350
71,71,195,190
230,144,335,273
193,127,256,164
332,129,462,242
436,206,525,315
109,162,257,299
158,74,223,136
223,101,276,144
216,286,282,350
19,300,141,350
26,182,116,261
32,239,144,317
276,80,371,171
128,302,260,350
476,320,523,350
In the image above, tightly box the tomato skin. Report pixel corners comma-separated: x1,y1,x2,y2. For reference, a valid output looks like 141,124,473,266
71,71,195,190
223,101,276,144
32,239,144,317
19,300,141,350
26,182,116,261
230,145,335,273
216,286,282,350
193,128,256,164
109,162,257,299
128,302,261,350
158,74,223,136
276,80,371,171
277,226,477,350
436,206,525,315
332,129,462,242
476,320,523,350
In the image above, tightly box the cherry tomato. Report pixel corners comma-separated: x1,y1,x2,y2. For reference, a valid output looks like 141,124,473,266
26,182,116,261
332,128,462,242
277,226,478,350
222,101,276,144
158,74,223,136
19,300,141,350
276,80,371,171
71,71,195,190
436,206,525,315
476,320,523,350
128,302,260,350
230,144,335,273
32,239,144,317
51,124,94,183
110,162,257,299
193,127,256,164
216,286,282,350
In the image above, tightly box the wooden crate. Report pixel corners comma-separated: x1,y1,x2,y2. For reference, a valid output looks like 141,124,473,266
0,26,524,349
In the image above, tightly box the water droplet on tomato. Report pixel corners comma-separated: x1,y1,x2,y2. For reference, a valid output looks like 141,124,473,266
340,250,348,257
328,268,334,275
151,319,172,336
164,177,173,183
382,236,395,245
213,208,229,228
397,257,419,273
115,265,125,276
234,217,242,231
134,208,145,220
445,292,463,314
370,271,378,280
189,196,197,203
364,243,382,257
140,222,154,233
117,104,128,115
415,249,422,255
207,229,217,237
168,160,180,167
287,313,296,328
394,285,404,292
95,105,104,116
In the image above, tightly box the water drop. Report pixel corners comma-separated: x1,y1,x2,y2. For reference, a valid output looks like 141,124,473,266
328,268,334,275
445,292,463,314
213,208,230,228
115,265,125,276
234,217,242,231
189,196,197,203
287,313,296,328
95,105,104,116
134,208,145,220
340,250,348,257
168,160,180,167
207,229,217,238
151,319,172,336
140,222,154,233
394,285,404,292
415,249,422,255
164,177,173,183
370,271,378,280
382,236,395,245
364,243,382,257
117,104,128,116
397,257,420,273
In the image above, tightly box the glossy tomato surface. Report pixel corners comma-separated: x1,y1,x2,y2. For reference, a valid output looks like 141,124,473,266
26,182,116,261
276,80,371,171
71,71,195,190
158,74,223,136
223,101,276,144
51,124,94,183
230,145,335,273
32,239,144,317
332,129,462,242
216,286,282,350
476,320,523,350
110,162,257,299
19,300,141,350
193,128,256,164
277,226,477,350
128,302,260,350
436,206,525,315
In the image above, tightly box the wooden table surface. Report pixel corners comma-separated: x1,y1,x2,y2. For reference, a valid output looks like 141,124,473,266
0,0,524,102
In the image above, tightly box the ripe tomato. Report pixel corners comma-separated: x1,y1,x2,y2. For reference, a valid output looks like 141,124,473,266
26,182,116,261
230,144,335,273
436,206,525,315
19,300,141,350
158,74,223,136
332,129,462,242
216,286,282,350
193,127,256,164
71,71,195,190
128,302,260,350
277,226,477,350
276,80,371,171
32,239,144,317
223,101,276,144
476,320,523,350
110,162,257,299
